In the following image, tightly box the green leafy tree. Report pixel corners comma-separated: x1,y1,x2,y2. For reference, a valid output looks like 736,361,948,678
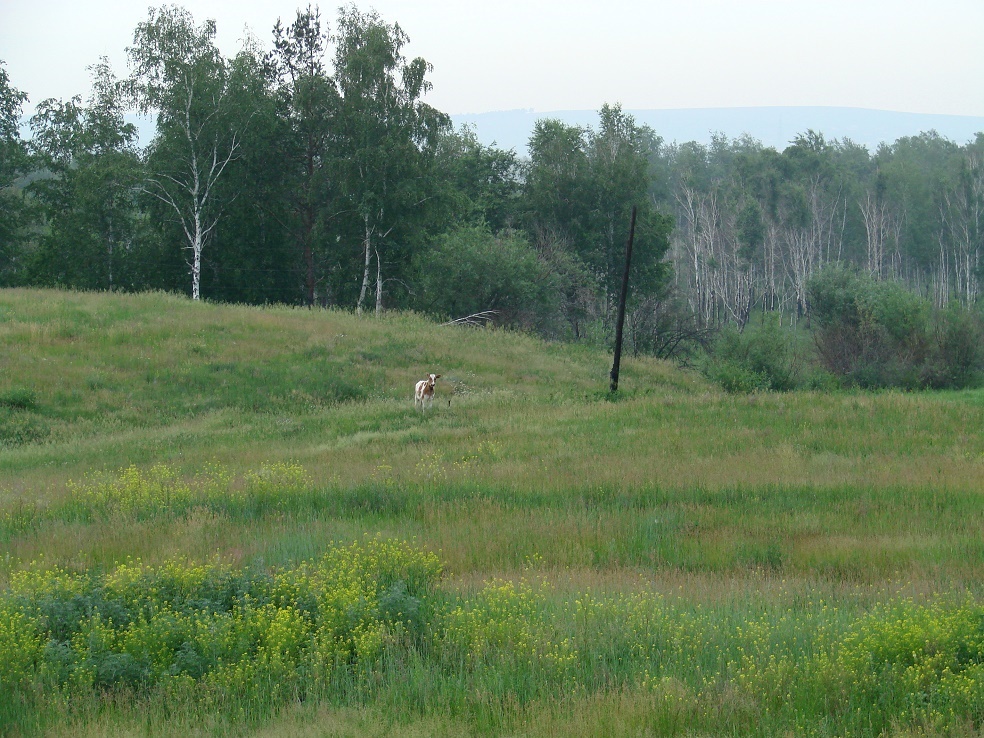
0,60,30,283
877,132,958,291
331,5,448,314
525,105,671,336
586,105,671,303
127,5,245,301
204,39,297,304
265,5,339,305
525,118,591,246
433,125,523,233
27,60,143,290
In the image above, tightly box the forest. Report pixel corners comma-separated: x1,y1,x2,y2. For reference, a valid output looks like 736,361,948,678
1,4,982,389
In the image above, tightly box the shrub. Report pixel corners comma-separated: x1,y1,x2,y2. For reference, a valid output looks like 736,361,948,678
701,314,799,392
413,224,562,331
0,409,51,447
0,388,49,447
628,290,714,362
6,556,984,735
0,388,37,410
830,597,984,733
924,303,984,389
0,537,443,713
808,266,982,389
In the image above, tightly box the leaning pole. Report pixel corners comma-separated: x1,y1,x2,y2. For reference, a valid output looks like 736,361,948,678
610,206,637,394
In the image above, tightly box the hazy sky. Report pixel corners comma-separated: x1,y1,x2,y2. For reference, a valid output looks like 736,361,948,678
2,0,983,117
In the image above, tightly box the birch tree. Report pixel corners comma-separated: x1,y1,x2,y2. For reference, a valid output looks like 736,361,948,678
526,106,670,334
670,140,757,329
940,150,983,306
778,133,844,318
859,170,895,278
585,105,669,309
673,182,717,326
127,6,243,301
877,132,957,298
331,6,447,315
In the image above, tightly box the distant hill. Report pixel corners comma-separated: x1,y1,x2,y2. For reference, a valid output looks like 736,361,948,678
450,107,984,155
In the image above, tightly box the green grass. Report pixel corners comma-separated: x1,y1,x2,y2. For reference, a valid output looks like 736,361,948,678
2,287,984,737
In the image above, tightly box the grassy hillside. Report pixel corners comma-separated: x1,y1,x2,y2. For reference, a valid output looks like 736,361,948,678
4,288,979,489
0,288,687,473
2,288,984,736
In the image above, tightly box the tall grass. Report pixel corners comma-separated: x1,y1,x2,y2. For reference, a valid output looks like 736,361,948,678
4,461,984,590
2,288,983,735
4,538,984,737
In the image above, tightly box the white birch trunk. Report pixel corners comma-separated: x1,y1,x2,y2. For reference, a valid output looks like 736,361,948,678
375,247,384,315
357,216,373,316
860,191,887,278
143,72,239,302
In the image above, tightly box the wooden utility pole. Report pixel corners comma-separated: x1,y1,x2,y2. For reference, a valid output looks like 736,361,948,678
610,206,637,393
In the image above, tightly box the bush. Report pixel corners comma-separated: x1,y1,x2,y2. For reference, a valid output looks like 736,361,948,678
0,537,444,716
924,303,984,389
413,224,562,331
831,597,984,734
701,314,799,392
628,290,714,362
0,388,37,410
0,408,51,447
808,265,982,389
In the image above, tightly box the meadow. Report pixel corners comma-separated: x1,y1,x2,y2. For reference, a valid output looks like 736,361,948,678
1,288,983,737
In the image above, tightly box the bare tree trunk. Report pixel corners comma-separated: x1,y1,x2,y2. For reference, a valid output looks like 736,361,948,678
303,136,317,307
357,215,373,316
106,218,115,292
936,225,950,308
764,224,782,313
860,190,887,277
941,157,983,307
674,185,718,328
375,247,384,315
191,209,203,301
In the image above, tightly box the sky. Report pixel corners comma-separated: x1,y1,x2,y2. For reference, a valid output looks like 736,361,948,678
2,0,983,118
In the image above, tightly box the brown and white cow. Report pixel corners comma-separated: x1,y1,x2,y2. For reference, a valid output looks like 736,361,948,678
414,373,441,411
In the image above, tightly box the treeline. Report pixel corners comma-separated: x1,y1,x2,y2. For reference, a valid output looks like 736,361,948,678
1,4,982,387
0,4,663,337
653,129,984,389
661,129,984,326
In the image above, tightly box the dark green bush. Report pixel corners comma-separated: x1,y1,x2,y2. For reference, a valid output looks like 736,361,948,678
924,303,984,388
0,409,51,446
808,265,982,389
413,224,562,331
702,314,799,392
628,290,714,362
0,388,37,409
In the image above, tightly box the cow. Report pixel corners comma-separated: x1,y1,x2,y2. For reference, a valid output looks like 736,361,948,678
414,373,441,411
